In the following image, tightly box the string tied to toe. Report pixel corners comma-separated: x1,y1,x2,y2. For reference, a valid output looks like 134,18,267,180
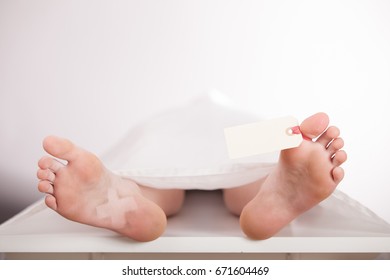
290,126,312,141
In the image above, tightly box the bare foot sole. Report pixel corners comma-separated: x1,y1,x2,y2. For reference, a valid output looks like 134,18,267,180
37,136,166,241
240,113,347,239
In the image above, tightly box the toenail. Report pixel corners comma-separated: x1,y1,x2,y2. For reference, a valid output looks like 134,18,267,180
46,184,53,193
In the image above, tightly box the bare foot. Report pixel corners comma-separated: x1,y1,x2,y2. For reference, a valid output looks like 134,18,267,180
240,113,347,239
37,136,166,241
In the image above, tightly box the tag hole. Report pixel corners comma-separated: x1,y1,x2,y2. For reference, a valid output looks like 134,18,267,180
286,128,294,136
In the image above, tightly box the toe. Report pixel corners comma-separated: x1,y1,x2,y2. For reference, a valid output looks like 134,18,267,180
299,112,329,139
38,181,54,194
38,156,64,173
332,150,347,166
45,195,57,210
332,167,344,184
327,137,344,156
37,169,55,182
43,136,80,162
317,126,340,147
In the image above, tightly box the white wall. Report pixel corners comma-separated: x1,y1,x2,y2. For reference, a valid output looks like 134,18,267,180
1,0,389,224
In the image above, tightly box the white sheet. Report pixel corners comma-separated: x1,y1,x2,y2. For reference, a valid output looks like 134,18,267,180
102,92,278,189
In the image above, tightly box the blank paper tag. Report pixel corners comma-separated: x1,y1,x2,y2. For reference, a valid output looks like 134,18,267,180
224,116,303,159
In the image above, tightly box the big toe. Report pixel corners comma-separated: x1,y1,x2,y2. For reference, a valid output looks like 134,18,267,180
43,136,79,161
299,112,330,139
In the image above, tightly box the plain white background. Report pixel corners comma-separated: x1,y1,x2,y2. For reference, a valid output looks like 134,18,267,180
0,0,389,224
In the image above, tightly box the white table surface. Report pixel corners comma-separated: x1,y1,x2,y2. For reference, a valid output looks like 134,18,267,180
1,190,390,253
